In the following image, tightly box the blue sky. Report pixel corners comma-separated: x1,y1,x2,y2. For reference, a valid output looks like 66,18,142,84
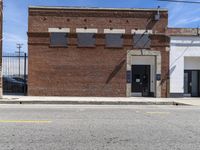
3,0,200,53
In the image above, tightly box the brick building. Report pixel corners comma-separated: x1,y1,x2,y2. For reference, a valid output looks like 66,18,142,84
28,6,169,97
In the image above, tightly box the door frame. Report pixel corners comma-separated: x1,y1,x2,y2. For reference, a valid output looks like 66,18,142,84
184,70,200,97
126,50,161,98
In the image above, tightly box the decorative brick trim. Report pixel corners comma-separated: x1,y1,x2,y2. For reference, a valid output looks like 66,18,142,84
48,28,70,33
29,10,168,19
104,29,125,34
131,29,153,34
76,28,98,33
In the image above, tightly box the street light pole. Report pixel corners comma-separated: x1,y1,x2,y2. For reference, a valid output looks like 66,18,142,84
16,43,23,77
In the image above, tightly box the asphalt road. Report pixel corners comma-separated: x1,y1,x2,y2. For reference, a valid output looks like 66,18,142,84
0,104,200,150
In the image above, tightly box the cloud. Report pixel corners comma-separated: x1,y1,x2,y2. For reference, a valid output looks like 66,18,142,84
3,32,27,53
3,32,27,43
3,0,200,53
173,17,200,26
3,0,28,53
166,2,200,27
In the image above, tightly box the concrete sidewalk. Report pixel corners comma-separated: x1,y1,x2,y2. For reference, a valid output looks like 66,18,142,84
173,99,200,106
1,95,199,106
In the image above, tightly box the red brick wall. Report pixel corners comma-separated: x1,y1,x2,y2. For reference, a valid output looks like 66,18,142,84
28,7,169,97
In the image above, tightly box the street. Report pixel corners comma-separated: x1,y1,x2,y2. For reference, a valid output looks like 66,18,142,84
0,105,200,150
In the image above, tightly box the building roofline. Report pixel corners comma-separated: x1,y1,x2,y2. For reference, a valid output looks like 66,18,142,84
169,27,198,30
29,6,168,12
168,28,200,36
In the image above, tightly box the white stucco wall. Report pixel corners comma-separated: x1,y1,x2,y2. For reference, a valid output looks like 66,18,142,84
131,56,155,93
170,36,200,94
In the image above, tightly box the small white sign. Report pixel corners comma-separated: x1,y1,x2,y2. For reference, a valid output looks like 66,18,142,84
136,79,140,83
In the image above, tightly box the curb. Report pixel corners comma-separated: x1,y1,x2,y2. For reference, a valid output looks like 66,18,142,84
0,100,190,105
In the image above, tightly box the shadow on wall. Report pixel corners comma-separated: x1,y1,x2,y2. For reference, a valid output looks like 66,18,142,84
160,65,176,86
168,40,196,84
170,40,195,68
146,14,157,29
169,65,176,76
106,59,125,84
103,13,158,85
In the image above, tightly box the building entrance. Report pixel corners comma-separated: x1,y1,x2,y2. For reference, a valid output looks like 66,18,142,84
131,65,150,97
184,70,200,97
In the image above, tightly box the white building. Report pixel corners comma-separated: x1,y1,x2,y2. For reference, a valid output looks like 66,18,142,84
169,28,200,97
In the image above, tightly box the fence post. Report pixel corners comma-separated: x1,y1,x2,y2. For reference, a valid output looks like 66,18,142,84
24,53,27,95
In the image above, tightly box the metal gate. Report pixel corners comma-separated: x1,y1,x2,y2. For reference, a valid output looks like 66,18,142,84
2,53,28,95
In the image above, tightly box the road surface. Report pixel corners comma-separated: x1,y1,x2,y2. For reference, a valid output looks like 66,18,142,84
0,104,200,150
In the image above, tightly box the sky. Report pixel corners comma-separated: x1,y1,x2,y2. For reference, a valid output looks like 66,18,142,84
3,0,200,53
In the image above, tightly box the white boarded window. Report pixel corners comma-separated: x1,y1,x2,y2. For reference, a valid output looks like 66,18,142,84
50,33,68,46
106,34,123,48
77,33,95,47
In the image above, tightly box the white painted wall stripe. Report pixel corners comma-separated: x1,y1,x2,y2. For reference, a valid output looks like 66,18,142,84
131,29,153,34
76,28,98,33
104,29,125,34
48,28,70,33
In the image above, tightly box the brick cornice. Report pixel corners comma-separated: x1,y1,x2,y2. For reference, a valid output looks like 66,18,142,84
29,10,168,19
28,32,49,37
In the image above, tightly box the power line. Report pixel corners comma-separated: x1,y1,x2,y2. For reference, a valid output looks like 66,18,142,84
158,0,200,4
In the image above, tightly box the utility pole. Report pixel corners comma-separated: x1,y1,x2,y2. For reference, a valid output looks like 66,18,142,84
16,43,23,77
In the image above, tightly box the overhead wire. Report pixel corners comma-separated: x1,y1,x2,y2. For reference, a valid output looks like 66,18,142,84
158,0,200,4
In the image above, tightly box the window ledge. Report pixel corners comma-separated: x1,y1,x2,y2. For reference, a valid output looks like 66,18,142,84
77,46,96,48
49,45,68,48
132,47,151,49
105,47,123,49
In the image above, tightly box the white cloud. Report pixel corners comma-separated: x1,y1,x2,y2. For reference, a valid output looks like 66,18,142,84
3,32,27,53
173,17,200,26
166,2,200,27
3,32,27,43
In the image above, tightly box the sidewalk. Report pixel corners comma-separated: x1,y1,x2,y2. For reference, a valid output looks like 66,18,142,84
173,99,200,106
1,95,198,106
